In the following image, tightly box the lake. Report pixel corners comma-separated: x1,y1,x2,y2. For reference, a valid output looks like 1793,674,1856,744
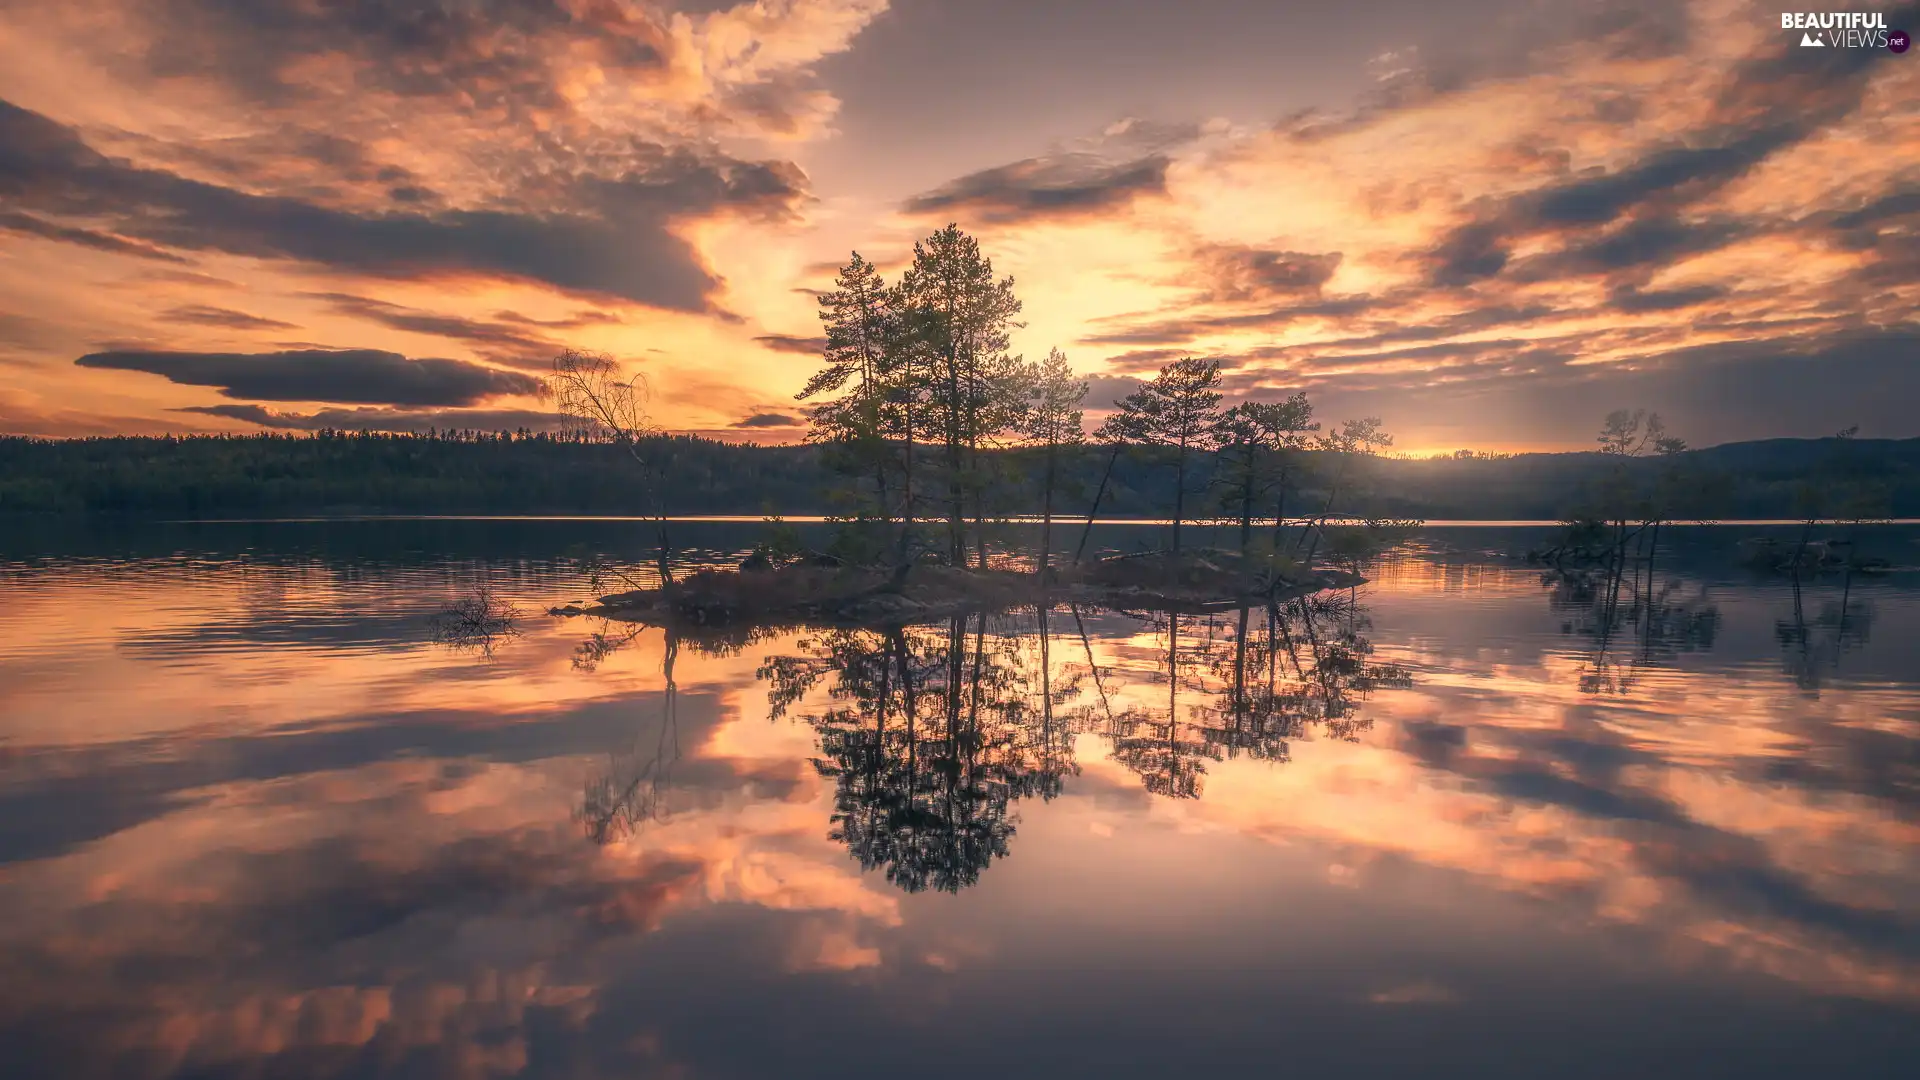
1,519,1917,1079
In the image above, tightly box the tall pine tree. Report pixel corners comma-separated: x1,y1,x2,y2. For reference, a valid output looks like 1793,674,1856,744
897,225,1024,567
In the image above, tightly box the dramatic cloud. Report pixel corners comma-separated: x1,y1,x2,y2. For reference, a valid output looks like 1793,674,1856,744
1192,244,1343,302
1083,374,1148,407
0,97,807,311
754,334,830,355
903,153,1170,224
76,348,541,406
1417,19,1911,290
158,305,301,332
0,209,187,263
732,411,806,429
307,293,561,366
127,0,672,108
1,0,1917,446
177,403,568,433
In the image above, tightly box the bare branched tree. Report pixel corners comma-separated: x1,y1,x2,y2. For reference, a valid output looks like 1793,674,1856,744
430,583,521,659
550,348,675,586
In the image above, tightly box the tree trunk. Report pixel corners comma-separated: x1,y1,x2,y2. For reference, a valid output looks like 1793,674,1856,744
1172,439,1188,554
1299,467,1346,567
1071,603,1117,728
1792,516,1817,573
1238,466,1255,558
1271,466,1291,549
1076,443,1122,565
944,344,965,566
1039,443,1057,578
897,397,917,567
1232,604,1249,726
973,479,987,572
1039,604,1055,775
624,439,674,586
946,438,965,566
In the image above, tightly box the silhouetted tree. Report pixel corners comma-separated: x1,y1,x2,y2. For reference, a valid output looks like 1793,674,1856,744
1785,425,1892,572
800,252,902,540
1210,393,1318,557
1110,357,1223,553
1019,348,1088,577
897,225,1025,567
550,348,675,585
1295,416,1394,565
1074,405,1150,565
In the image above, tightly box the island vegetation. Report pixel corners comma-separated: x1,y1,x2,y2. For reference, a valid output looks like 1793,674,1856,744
541,225,1419,624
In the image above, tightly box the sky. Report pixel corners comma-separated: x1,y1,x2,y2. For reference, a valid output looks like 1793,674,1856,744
0,0,1914,453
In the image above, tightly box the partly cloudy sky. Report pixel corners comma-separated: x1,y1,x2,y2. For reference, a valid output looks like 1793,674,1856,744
0,0,1914,451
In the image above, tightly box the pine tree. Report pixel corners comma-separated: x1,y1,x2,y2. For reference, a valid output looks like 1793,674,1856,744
1295,417,1393,564
1210,393,1317,555
1114,356,1223,553
1018,347,1087,577
801,252,901,533
897,225,1023,567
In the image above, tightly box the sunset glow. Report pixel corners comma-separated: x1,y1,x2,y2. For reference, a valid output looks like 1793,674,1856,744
3,0,1914,448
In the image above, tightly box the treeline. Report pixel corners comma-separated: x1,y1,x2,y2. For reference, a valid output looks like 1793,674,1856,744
6,427,1917,521
0,430,820,517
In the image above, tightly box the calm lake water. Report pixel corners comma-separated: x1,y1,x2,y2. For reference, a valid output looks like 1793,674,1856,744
2,519,1917,1079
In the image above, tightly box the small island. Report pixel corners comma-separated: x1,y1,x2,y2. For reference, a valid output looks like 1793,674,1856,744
550,546,1366,631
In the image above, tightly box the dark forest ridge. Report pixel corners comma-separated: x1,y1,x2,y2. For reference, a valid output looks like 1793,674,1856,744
5,430,1915,521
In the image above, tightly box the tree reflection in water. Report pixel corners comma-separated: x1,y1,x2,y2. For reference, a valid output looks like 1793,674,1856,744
758,593,1413,891
573,621,787,845
574,621,681,845
760,614,1076,893
1541,557,1721,695
1774,568,1876,694
1105,594,1412,799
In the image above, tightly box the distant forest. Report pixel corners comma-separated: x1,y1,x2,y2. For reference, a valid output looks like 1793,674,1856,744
5,429,1915,521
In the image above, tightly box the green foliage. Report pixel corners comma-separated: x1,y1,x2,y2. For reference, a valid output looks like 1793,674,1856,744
1020,348,1087,452
1209,392,1318,546
1113,357,1223,454
898,224,1028,564
1109,356,1224,551
826,516,895,566
801,251,901,523
753,510,808,564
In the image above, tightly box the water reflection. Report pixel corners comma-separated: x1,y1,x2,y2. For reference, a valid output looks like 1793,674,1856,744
759,617,1067,892
2,524,1918,1079
577,625,679,844
1103,595,1413,800
1540,560,1722,695
744,594,1417,890
1775,571,1878,694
